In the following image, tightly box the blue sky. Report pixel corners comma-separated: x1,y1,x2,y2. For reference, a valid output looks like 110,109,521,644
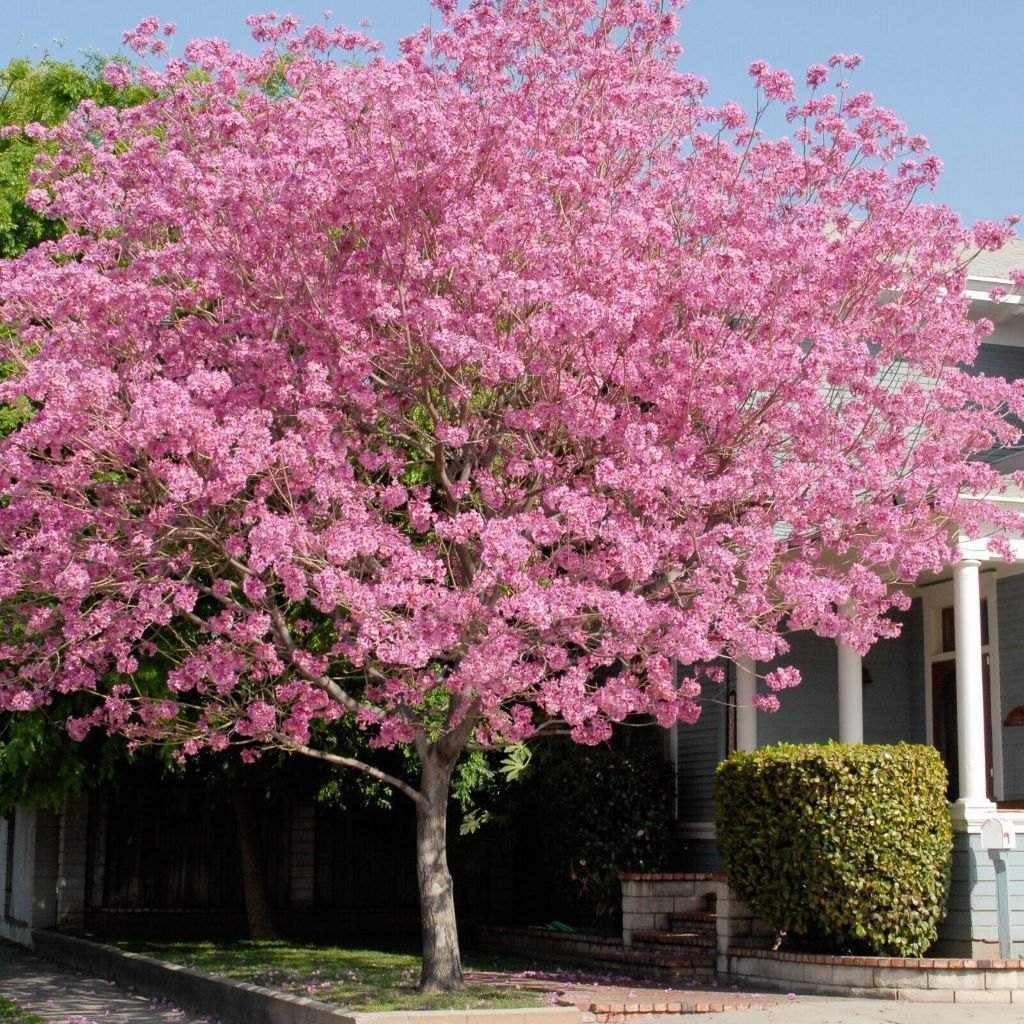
3,0,1020,227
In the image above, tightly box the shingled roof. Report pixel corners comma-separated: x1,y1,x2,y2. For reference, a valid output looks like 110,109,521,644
967,237,1024,283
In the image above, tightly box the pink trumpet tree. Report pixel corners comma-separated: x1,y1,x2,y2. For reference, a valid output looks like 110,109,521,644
1,0,1023,990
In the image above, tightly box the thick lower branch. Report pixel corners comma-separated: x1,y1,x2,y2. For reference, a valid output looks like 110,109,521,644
439,697,480,760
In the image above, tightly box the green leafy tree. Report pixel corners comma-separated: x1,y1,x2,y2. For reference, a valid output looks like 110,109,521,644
0,49,153,822
0,53,150,258
0,698,127,814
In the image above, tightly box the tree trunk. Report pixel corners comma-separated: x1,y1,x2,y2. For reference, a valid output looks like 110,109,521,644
415,748,463,992
231,782,278,941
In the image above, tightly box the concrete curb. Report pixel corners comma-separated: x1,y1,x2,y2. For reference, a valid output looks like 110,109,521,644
30,931,582,1024
724,944,1024,1001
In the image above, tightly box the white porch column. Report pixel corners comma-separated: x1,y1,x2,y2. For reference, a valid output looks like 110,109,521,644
836,640,864,744
736,655,757,752
953,558,990,806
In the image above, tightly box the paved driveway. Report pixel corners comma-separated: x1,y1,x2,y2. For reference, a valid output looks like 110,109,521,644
709,992,1024,1024
0,941,215,1024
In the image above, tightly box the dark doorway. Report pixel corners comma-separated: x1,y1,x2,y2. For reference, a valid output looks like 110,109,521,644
931,656,993,801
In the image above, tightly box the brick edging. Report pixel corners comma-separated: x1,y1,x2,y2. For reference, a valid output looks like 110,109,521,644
729,945,1024,970
583,997,772,1021
725,945,1024,1002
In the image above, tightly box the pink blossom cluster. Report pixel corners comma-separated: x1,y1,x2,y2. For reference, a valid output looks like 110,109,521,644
0,0,1022,769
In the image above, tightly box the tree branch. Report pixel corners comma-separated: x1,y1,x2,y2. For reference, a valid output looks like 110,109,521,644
272,733,424,805
438,696,481,761
263,599,364,713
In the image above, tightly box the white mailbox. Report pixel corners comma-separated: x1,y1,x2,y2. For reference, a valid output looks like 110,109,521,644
981,816,1017,851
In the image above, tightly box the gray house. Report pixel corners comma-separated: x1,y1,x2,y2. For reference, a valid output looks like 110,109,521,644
672,239,1024,957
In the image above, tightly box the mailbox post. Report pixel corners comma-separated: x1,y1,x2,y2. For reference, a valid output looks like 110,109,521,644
981,816,1016,959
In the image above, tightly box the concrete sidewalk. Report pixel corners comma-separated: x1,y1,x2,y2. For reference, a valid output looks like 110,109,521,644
0,941,216,1024
708,992,1024,1023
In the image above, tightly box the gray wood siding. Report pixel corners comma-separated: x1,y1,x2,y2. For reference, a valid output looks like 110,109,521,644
964,344,1024,464
758,632,839,745
942,830,1024,953
903,598,927,743
968,343,1024,382
675,694,723,824
863,601,924,744
760,601,923,748
671,837,721,873
998,575,1024,801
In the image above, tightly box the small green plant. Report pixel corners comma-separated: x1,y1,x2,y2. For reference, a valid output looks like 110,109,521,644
715,742,952,956
0,996,46,1024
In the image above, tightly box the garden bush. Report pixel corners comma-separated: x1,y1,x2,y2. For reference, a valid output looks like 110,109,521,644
533,741,674,924
715,742,952,956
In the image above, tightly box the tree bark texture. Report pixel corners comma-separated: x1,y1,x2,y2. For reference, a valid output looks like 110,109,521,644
415,748,463,992
230,782,278,941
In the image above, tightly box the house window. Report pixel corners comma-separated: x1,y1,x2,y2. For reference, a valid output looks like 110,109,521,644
940,599,989,653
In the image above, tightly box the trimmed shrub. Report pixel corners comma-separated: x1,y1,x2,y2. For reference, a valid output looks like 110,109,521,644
715,742,952,956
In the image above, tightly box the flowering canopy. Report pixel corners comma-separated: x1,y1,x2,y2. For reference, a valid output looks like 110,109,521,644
1,1,1023,758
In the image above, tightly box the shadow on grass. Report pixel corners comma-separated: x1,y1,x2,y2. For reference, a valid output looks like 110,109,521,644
112,939,667,1012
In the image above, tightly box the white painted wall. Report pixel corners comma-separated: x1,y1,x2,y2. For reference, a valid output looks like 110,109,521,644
1,805,61,946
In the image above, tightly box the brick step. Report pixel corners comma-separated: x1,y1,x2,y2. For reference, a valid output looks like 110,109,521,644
624,953,717,973
590,945,716,966
632,929,716,950
668,910,717,930
583,946,716,980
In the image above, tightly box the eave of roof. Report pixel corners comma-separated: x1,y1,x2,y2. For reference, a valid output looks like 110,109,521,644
966,237,1024,287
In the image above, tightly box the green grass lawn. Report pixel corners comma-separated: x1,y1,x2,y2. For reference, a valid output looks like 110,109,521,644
0,997,46,1024
118,941,570,1012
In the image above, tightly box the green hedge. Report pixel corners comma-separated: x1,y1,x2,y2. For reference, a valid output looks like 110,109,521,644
715,743,952,956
